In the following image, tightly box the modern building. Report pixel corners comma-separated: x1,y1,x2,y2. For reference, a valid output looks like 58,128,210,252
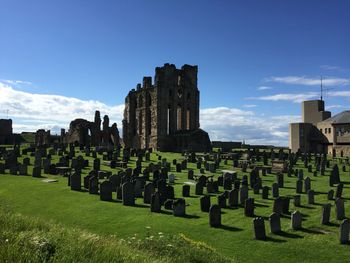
289,100,350,155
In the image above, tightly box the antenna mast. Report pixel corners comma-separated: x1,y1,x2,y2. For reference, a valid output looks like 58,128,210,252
320,76,323,101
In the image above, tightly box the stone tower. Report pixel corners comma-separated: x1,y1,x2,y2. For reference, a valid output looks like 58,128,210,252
123,63,211,152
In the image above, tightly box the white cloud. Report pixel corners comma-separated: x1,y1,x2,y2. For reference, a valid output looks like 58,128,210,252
250,92,319,103
0,82,124,133
242,104,257,108
200,107,300,146
325,105,347,110
320,65,350,72
265,76,350,86
0,79,32,85
257,86,272,90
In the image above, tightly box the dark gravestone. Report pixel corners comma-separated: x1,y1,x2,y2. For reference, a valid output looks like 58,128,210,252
200,195,211,212
182,185,190,197
122,182,135,206
18,164,28,175
93,158,100,171
209,205,221,227
32,166,41,178
269,212,281,233
144,183,155,204
307,189,315,205
206,181,214,193
294,195,301,207
195,182,204,195
296,180,303,194
89,176,99,194
217,194,227,208
340,219,350,244
244,198,255,217
291,211,302,230
253,217,266,240
276,173,284,188
336,183,344,199
272,183,279,198
262,186,269,199
116,186,122,200
228,189,239,207
273,197,284,214
327,190,334,200
304,177,311,193
336,198,345,220
173,198,186,217
164,199,173,210
109,174,121,192
100,181,113,201
70,173,81,191
321,203,331,225
240,185,249,205
151,192,161,212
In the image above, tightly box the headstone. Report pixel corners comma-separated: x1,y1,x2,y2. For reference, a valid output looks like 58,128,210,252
253,217,266,240
122,182,135,206
262,186,269,199
144,182,155,204
340,219,350,244
336,183,344,199
89,176,99,194
294,195,301,207
195,182,204,195
32,166,41,178
200,195,211,212
291,211,302,230
240,185,249,205
182,184,190,197
100,181,113,201
228,189,239,207
272,183,279,198
328,189,334,200
304,177,311,193
217,194,227,208
307,189,315,205
151,192,161,212
335,198,345,220
245,198,255,217
70,173,81,191
296,179,303,194
269,212,281,233
173,198,186,216
209,205,221,227
321,203,331,225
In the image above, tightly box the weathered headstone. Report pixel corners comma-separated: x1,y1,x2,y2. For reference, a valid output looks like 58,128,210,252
100,181,113,201
173,198,186,217
200,195,211,212
253,217,266,240
291,211,302,230
321,203,331,225
340,219,350,244
307,189,315,205
228,189,239,207
209,205,221,227
182,184,190,197
70,172,81,191
336,198,345,220
240,185,249,205
269,212,281,233
122,182,135,206
245,198,255,217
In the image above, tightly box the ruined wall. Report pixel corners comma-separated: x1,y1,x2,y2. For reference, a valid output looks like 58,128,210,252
123,63,211,152
35,129,51,146
0,119,13,144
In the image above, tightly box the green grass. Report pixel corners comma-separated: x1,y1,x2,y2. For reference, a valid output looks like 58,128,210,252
1,148,350,262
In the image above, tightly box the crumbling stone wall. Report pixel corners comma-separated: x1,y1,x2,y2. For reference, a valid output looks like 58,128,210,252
35,129,51,146
0,119,13,144
64,111,120,147
123,63,211,152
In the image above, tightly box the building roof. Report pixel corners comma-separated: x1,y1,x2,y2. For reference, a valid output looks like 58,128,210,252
321,110,350,124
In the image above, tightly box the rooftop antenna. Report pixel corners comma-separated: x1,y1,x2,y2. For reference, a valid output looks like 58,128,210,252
320,76,323,101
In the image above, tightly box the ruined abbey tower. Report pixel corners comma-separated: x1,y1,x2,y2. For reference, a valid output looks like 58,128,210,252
123,63,211,152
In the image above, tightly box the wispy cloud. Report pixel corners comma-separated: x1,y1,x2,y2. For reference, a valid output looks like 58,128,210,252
257,86,272,90
325,105,347,110
320,65,350,72
0,82,124,134
200,107,300,146
265,76,350,86
0,79,32,85
242,104,257,108
250,92,319,103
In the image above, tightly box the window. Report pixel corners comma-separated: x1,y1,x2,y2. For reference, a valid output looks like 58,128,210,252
320,129,323,133
325,129,328,134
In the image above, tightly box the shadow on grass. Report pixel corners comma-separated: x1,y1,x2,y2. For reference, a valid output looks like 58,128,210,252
323,222,339,227
254,203,269,208
134,203,149,208
257,236,286,243
182,214,200,219
299,228,325,235
276,231,303,239
214,224,243,232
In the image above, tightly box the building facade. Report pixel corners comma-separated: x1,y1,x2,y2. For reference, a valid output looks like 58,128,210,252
123,63,211,152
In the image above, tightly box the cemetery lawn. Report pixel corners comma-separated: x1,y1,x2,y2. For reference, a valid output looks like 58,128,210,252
1,149,350,262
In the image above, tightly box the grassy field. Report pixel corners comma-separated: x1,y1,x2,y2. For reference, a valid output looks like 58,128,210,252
1,148,350,262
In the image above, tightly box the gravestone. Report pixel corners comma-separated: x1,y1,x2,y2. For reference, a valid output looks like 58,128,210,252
209,205,221,227
307,189,315,205
340,219,350,244
151,192,161,212
296,180,303,194
195,182,204,195
336,183,344,199
144,183,155,204
182,185,190,197
122,182,135,206
321,203,331,225
272,183,279,198
100,181,113,201
228,189,239,207
240,185,249,205
32,166,41,178
294,195,301,207
328,189,334,200
276,173,284,188
173,198,186,216
89,176,99,194
18,164,28,175
269,212,281,233
253,217,266,240
245,198,255,217
336,198,345,220
200,195,211,212
262,186,269,199
304,177,311,193
291,211,302,230
217,194,227,208
70,172,81,191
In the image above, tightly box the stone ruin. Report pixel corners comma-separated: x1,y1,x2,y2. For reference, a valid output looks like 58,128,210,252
63,111,120,147
35,129,51,146
0,119,13,144
122,63,211,152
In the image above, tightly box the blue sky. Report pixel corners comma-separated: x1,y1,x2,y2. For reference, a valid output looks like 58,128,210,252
0,0,349,145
